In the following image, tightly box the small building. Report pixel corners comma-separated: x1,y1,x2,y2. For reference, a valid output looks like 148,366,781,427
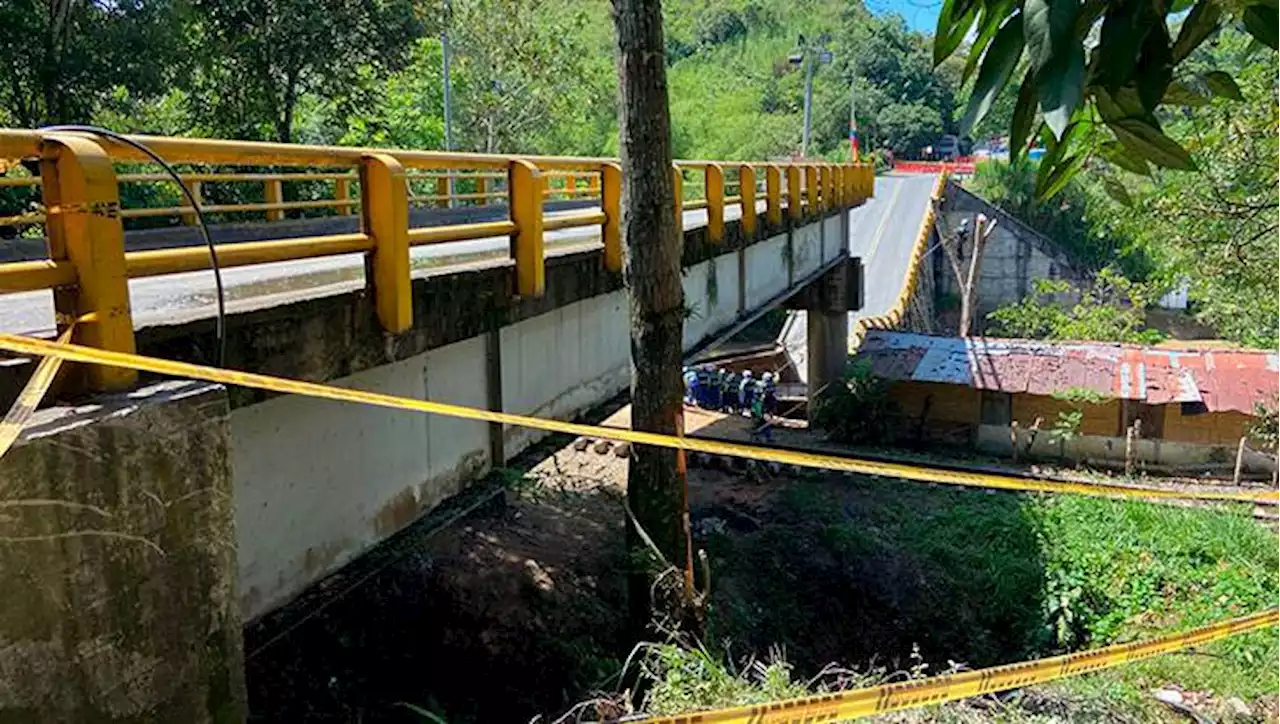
853,331,1278,474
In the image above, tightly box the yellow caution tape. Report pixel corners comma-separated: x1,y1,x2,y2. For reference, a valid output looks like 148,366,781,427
0,325,74,460
633,608,1278,723
0,333,1273,506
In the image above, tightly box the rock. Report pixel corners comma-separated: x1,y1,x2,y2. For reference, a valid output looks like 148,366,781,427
572,437,591,452
593,440,614,455
1153,689,1184,707
1226,697,1251,716
614,442,631,458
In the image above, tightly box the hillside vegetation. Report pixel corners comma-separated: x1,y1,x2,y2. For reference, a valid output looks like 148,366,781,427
0,0,962,162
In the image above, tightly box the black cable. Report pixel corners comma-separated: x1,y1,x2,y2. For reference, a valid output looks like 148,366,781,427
38,125,227,368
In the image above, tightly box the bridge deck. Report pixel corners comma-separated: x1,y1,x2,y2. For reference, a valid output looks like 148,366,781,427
0,204,755,336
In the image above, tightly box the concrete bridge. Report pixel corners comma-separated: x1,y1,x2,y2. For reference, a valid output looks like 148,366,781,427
0,130,874,721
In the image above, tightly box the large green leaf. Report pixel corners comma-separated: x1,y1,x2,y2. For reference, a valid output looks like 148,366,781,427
1100,140,1151,174
1203,70,1244,100
1096,0,1151,89
1102,174,1134,206
1162,80,1211,106
1242,4,1278,50
962,0,1016,85
1134,22,1173,111
1172,0,1222,62
1037,40,1085,138
935,0,980,65
960,16,1025,135
1108,118,1197,170
1009,68,1037,161
1023,0,1078,72
1036,151,1090,200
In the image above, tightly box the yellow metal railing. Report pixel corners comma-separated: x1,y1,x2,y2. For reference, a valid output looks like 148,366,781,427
0,128,874,391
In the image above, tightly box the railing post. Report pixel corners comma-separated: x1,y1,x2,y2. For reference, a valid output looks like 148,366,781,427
786,166,802,221
360,154,412,333
842,164,854,202
475,175,488,206
738,164,756,236
602,163,623,272
765,165,782,226
181,180,202,226
566,173,577,197
40,134,136,391
706,164,725,243
587,173,600,197
805,166,819,216
672,164,684,232
264,178,284,221
435,175,449,208
823,165,835,211
335,177,352,216
509,159,545,297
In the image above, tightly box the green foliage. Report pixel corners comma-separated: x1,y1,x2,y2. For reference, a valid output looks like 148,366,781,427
639,643,816,716
1246,404,1278,450
987,269,1165,344
810,360,897,444
934,0,1278,198
680,475,1278,719
0,0,189,127
1117,31,1279,348
966,159,1151,275
190,0,431,142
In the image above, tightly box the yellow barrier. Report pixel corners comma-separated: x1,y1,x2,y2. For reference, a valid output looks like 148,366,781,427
633,608,1278,723
0,333,1272,506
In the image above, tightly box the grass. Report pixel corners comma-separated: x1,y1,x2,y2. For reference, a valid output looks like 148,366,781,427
664,472,1279,721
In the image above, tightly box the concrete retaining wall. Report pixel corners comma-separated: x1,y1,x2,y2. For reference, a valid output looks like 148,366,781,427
0,381,245,722
976,424,1278,474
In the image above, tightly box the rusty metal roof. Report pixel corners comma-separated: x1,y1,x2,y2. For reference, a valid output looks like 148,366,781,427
856,331,1278,415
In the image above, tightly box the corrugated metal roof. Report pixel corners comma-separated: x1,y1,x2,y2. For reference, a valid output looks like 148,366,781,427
856,331,1278,415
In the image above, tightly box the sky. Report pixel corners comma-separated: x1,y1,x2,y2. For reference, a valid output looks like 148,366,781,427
864,0,942,34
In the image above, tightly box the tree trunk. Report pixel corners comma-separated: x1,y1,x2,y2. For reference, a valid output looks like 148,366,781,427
610,0,693,634
958,214,993,337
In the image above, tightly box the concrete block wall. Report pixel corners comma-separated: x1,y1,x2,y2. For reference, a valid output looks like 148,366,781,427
935,183,1087,331
0,381,245,722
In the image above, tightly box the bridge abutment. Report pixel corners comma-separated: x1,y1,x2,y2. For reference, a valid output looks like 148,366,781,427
0,380,246,722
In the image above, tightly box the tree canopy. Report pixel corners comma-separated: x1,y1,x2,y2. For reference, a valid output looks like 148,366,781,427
935,0,1279,198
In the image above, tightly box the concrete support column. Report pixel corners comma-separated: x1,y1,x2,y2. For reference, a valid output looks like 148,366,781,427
0,380,246,722
805,259,850,412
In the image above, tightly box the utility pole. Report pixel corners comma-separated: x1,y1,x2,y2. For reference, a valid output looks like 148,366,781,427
801,54,815,158
848,57,859,162
789,34,831,159
441,0,455,206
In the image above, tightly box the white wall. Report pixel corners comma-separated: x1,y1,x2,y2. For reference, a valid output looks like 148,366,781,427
232,336,490,620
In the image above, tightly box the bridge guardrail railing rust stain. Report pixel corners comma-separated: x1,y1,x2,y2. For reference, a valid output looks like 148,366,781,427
0,128,875,392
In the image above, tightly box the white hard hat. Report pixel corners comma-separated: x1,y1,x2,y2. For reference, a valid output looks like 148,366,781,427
763,372,774,381
742,370,752,377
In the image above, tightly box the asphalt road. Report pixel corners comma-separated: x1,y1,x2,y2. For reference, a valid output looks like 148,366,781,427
0,204,744,336
780,173,940,379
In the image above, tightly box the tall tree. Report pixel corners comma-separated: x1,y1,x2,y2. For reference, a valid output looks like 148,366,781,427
0,0,187,127
191,0,432,143
611,0,693,631
935,0,1279,197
